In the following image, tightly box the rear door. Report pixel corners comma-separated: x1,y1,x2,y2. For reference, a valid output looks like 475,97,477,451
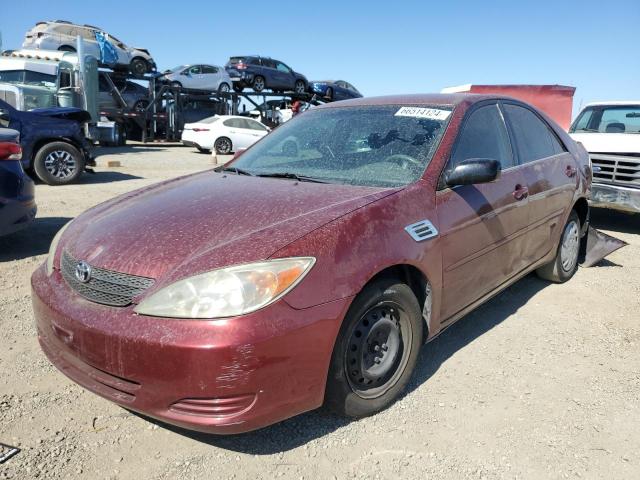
437,102,530,320
274,61,294,90
223,118,254,149
502,102,577,263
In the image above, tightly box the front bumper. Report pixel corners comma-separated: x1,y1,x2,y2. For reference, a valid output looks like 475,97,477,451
590,183,640,213
31,264,351,434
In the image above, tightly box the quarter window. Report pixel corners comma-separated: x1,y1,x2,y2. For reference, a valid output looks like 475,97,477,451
504,104,565,162
450,104,514,170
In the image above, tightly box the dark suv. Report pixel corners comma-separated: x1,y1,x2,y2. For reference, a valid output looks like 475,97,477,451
0,99,94,185
225,56,307,94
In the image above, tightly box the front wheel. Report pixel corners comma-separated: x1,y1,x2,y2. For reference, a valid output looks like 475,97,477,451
536,211,581,283
294,80,306,94
130,58,148,76
325,278,423,418
214,137,232,155
33,142,85,185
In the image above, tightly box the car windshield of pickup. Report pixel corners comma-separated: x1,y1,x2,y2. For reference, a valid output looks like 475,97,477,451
571,105,640,134
229,105,452,187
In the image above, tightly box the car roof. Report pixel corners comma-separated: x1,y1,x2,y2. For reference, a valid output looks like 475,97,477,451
315,93,515,109
581,101,640,108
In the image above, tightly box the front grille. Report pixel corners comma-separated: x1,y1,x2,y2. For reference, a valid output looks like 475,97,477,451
591,153,640,187
61,251,154,307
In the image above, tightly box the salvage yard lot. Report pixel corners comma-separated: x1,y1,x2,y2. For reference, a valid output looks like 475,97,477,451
1,145,639,480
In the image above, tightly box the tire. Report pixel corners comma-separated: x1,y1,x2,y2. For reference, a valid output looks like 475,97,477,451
170,81,182,90
294,80,306,94
132,100,149,113
130,58,148,76
214,137,232,155
33,142,85,186
325,278,423,418
325,87,334,100
58,45,76,52
252,76,265,93
536,211,581,283
115,124,127,146
233,84,244,93
218,82,231,94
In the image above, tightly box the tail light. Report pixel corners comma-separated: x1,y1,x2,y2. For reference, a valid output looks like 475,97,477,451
0,142,22,161
236,62,247,70
192,128,210,132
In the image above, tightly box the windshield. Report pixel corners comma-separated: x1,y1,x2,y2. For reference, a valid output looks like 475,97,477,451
571,105,640,134
230,105,452,187
168,65,188,73
0,70,56,88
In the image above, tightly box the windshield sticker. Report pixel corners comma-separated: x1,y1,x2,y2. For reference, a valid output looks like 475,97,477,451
395,107,451,121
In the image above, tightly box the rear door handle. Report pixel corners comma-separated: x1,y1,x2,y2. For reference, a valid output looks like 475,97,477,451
513,184,529,201
565,165,577,177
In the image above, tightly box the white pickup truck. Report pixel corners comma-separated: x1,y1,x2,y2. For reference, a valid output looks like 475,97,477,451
570,102,640,213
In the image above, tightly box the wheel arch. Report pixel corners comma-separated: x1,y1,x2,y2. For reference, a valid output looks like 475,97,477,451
356,263,432,342
573,196,589,234
31,137,84,164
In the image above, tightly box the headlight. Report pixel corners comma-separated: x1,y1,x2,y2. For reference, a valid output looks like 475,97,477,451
45,221,72,276
134,257,315,319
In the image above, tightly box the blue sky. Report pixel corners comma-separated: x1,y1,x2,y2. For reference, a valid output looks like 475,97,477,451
1,0,638,114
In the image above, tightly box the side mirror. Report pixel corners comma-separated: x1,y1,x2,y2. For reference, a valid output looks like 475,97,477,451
445,158,501,187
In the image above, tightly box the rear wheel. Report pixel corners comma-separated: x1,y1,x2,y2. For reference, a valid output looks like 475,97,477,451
133,100,149,113
233,84,244,92
214,137,232,155
58,45,76,52
252,76,265,92
294,80,306,94
536,211,581,283
218,82,230,94
33,142,85,185
325,278,423,417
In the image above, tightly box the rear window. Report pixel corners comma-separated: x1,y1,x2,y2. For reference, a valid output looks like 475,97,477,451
504,104,565,163
199,116,220,124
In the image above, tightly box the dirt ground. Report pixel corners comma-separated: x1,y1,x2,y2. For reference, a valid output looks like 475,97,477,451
1,144,639,480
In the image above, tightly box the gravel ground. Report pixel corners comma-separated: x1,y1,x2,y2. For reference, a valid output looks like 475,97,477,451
1,144,639,479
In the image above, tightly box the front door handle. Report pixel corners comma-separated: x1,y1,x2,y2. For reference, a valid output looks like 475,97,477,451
565,165,577,178
513,184,529,201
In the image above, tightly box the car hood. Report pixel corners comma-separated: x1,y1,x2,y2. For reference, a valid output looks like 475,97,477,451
61,170,397,283
30,107,92,123
570,132,640,154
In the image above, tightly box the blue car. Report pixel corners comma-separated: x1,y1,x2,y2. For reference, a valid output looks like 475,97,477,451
308,80,362,101
225,56,308,94
0,128,36,236
0,100,94,185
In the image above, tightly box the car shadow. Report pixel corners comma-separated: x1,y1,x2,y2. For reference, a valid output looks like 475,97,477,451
0,216,72,262
590,208,640,234
80,171,143,184
137,274,549,454
95,144,187,156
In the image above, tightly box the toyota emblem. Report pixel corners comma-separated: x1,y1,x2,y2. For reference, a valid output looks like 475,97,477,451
74,261,92,283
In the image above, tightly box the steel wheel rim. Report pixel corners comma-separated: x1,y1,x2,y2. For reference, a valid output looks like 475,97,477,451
560,220,580,272
254,77,264,91
216,139,231,154
44,150,76,179
344,301,412,399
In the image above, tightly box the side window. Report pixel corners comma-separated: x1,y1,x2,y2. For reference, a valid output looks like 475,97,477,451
223,118,243,128
247,119,267,131
188,66,201,75
262,59,276,69
201,65,217,74
276,63,291,73
504,104,565,163
450,104,514,170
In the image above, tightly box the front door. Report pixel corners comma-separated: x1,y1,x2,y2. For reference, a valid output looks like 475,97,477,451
437,103,530,320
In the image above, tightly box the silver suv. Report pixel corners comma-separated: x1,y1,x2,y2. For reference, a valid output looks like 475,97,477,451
22,20,155,76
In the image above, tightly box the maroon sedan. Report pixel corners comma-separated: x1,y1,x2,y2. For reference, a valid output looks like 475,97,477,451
32,94,591,434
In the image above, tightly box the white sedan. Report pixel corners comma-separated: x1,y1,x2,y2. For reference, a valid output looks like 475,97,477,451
181,116,270,154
